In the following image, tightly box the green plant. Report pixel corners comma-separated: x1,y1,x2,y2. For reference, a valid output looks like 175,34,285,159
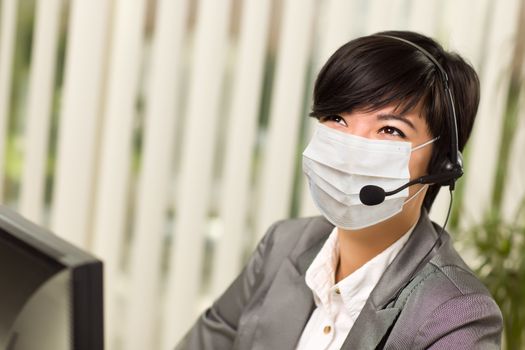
452,1,525,348
465,202,525,349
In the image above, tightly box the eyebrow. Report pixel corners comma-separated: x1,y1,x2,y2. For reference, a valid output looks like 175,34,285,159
376,113,417,131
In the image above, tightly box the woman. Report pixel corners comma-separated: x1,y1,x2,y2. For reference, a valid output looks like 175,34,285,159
176,31,503,349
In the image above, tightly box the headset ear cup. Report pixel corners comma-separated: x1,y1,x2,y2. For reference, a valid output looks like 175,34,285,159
442,159,455,172
427,159,455,187
435,158,463,187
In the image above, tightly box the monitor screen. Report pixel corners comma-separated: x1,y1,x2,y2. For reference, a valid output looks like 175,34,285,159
0,206,103,350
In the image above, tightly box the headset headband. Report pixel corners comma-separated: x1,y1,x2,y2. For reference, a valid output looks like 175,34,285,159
374,34,463,188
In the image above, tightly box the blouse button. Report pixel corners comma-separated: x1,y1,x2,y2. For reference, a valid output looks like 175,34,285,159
323,325,332,334
335,287,341,294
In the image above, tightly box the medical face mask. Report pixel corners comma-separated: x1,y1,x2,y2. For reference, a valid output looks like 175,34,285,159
302,123,438,230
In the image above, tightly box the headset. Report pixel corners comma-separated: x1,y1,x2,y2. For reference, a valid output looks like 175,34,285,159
359,34,464,206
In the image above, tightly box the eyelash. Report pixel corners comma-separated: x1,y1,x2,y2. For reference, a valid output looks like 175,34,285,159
379,126,406,138
321,115,407,139
322,115,346,125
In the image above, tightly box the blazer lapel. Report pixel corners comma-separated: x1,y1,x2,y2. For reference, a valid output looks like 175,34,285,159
341,304,401,349
251,211,441,350
252,234,328,350
341,210,441,349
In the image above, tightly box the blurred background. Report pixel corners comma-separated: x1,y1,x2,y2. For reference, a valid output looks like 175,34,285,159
1,0,524,349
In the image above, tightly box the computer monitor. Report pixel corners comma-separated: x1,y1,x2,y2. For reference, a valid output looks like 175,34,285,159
0,205,104,350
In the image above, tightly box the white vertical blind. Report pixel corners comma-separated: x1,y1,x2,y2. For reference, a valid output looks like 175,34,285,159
162,0,233,345
299,0,360,218
502,94,525,220
0,0,18,201
20,0,62,224
407,0,439,36
427,0,491,224
51,0,111,247
256,0,316,239
210,0,272,297
366,0,407,34
90,0,147,348
316,0,361,74
462,0,520,223
442,0,489,68
124,0,188,349
502,3,525,220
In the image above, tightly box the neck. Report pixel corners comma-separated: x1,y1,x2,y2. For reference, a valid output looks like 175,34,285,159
335,207,422,283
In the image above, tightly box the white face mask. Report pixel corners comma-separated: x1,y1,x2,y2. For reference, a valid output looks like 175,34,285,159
302,123,438,230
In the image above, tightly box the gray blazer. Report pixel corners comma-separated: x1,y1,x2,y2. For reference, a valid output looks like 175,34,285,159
176,211,503,349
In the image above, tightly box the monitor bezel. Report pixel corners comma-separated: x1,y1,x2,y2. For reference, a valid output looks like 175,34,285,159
0,206,104,350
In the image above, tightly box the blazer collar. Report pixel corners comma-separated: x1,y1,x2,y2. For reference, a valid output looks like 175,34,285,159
294,210,440,301
254,211,442,350
252,218,332,350
341,209,443,349
252,258,315,350
368,209,441,309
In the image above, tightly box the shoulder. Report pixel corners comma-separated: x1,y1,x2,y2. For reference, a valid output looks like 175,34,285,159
392,238,503,348
404,235,501,316
258,215,334,259
248,216,333,283
421,237,496,305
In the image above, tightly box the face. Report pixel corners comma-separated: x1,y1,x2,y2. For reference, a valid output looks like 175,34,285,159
319,104,434,208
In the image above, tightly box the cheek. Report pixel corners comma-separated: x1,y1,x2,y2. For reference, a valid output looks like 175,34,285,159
407,149,432,199
408,145,433,179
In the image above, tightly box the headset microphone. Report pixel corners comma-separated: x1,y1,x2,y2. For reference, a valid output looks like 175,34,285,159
359,169,463,206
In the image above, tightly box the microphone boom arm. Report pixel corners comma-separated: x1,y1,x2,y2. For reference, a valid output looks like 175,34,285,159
385,169,463,196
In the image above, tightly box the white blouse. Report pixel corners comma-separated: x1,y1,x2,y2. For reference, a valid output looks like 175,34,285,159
295,224,415,350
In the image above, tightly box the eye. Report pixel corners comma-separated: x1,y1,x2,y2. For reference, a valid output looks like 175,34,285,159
321,115,347,126
378,126,406,138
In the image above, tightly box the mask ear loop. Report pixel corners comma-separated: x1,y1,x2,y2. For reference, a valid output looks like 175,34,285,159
403,184,428,205
412,136,440,152
403,136,440,204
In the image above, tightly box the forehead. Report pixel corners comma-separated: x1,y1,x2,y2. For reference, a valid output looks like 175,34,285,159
355,102,427,122
346,102,432,137
365,97,425,116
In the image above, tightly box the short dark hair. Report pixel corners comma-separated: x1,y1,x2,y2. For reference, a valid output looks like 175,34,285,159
310,30,480,211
